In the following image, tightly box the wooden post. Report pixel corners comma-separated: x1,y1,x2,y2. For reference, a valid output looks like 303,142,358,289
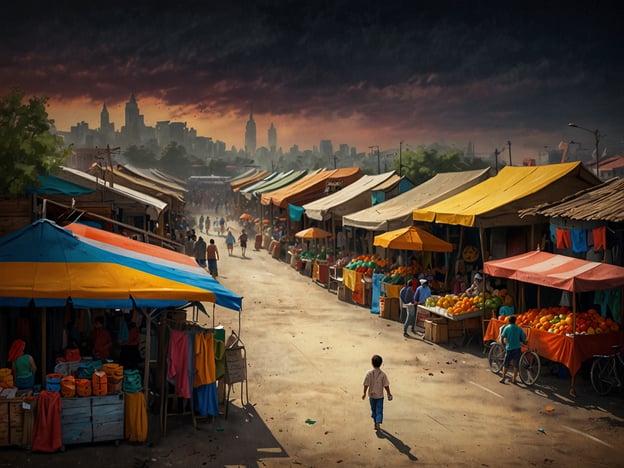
41,308,47,379
144,311,152,401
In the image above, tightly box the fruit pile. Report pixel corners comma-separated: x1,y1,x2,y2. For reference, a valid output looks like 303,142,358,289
381,265,419,285
344,255,385,276
508,306,620,335
425,293,486,316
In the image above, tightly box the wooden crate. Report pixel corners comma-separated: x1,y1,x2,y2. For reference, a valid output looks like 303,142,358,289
61,397,92,445
92,394,124,442
447,320,464,338
9,399,24,446
432,319,449,344
0,400,8,446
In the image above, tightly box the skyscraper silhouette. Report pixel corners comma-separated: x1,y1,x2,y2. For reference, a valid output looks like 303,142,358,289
268,122,277,154
245,111,256,156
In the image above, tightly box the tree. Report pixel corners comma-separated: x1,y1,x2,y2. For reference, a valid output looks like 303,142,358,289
0,88,71,198
123,145,158,168
393,145,490,186
158,142,190,178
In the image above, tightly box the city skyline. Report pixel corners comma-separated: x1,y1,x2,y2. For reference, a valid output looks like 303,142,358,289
2,2,623,162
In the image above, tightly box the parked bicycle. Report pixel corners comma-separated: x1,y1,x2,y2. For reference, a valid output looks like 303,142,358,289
487,340,541,386
590,345,624,395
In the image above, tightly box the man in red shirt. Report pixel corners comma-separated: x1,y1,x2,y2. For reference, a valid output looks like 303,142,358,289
89,316,112,359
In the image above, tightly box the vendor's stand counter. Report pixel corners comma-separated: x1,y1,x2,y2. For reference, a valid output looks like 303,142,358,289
484,318,624,379
313,259,329,287
61,393,124,445
417,305,483,345
341,269,371,306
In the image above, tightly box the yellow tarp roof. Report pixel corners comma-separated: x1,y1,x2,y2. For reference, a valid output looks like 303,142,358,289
412,162,600,228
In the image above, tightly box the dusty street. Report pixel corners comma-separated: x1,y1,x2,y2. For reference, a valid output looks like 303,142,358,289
3,219,624,467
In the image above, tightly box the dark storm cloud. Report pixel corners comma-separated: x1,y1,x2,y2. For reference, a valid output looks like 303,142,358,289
2,0,622,148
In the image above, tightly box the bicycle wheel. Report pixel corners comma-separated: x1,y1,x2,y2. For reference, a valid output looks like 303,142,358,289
519,351,541,386
590,358,615,395
488,342,505,374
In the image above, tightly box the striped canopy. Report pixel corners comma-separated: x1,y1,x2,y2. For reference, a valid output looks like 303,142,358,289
0,219,242,311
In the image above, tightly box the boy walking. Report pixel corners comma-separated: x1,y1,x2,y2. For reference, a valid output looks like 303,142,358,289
362,354,392,431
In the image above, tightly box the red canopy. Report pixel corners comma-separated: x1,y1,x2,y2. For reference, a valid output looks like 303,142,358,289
484,250,624,293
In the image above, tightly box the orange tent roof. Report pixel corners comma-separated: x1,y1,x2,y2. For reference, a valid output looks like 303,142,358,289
260,167,362,208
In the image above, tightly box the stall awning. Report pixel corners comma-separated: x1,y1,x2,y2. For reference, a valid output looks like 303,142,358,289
484,250,624,293
413,163,601,228
343,168,491,231
303,171,398,221
231,171,272,191
373,226,453,252
248,170,309,199
261,167,363,208
0,219,242,311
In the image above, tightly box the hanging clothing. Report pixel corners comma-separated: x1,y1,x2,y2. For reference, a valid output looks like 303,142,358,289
124,392,148,442
167,330,191,398
31,391,62,453
194,384,219,417
570,229,588,253
593,226,607,251
556,228,571,249
194,333,216,387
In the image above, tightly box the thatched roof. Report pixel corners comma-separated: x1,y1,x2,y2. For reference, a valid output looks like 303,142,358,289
519,177,624,222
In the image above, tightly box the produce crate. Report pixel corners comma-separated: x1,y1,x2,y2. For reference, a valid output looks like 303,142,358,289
447,320,464,338
0,400,8,446
386,298,400,321
432,319,449,343
337,285,352,303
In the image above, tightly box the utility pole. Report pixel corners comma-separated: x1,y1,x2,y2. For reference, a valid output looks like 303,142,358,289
368,145,380,174
399,141,403,176
494,147,503,174
507,140,512,166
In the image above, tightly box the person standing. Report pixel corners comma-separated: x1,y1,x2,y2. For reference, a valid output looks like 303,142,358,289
225,229,236,256
239,229,248,257
362,354,392,431
89,316,112,360
184,233,195,256
199,215,204,232
194,236,207,268
205,216,210,234
206,238,220,278
499,315,527,384
414,278,431,308
219,216,226,236
400,280,416,337
9,339,37,390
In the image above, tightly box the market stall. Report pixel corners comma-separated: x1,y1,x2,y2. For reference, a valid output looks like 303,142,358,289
482,250,624,395
0,219,243,450
294,227,332,286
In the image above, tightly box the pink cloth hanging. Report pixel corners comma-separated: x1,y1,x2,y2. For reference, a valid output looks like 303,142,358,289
167,330,191,398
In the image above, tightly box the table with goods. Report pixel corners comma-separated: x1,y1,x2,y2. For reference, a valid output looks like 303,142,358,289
341,255,386,306
483,306,623,394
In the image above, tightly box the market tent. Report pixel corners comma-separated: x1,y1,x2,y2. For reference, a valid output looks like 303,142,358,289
412,162,600,228
303,171,400,221
484,250,624,293
295,227,332,239
373,226,453,252
230,170,272,192
0,219,243,311
343,168,491,231
247,170,309,199
261,167,363,208
26,174,95,196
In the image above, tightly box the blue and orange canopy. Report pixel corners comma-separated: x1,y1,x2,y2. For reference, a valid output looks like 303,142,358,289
0,219,242,311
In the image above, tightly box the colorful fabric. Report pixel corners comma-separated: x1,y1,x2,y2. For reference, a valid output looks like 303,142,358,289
593,226,607,251
167,330,191,398
571,229,587,253
556,228,571,249
194,383,219,417
194,333,216,387
8,339,25,362
124,392,148,442
32,391,62,453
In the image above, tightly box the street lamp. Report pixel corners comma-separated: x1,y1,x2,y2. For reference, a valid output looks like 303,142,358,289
568,122,603,177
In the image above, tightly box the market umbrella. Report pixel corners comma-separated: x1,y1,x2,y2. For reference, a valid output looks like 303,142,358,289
295,227,332,239
239,213,254,220
373,226,453,252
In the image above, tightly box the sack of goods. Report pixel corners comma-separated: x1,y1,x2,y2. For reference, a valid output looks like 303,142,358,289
76,360,103,379
0,368,14,388
92,371,108,396
103,363,124,380
46,373,63,392
64,348,81,362
122,369,142,394
61,375,76,398
75,378,92,397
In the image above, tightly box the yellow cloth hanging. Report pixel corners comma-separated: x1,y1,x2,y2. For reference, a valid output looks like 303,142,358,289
124,392,148,442
194,333,216,387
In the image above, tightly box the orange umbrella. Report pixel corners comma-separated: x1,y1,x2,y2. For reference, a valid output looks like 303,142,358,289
295,227,332,239
239,213,254,220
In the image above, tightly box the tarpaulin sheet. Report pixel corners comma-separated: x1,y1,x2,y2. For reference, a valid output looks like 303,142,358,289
484,250,624,293
413,162,600,228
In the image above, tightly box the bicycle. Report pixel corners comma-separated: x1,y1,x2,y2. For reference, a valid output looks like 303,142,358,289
488,341,541,386
590,345,624,395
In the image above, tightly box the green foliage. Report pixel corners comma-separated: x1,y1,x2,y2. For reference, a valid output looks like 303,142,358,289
0,88,70,198
392,145,490,186
123,145,158,168
159,142,190,178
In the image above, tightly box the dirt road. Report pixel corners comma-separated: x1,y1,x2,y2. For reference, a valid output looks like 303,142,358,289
3,219,624,467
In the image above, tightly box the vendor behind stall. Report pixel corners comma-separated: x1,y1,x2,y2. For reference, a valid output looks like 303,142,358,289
89,316,112,360
9,339,36,390
466,273,493,296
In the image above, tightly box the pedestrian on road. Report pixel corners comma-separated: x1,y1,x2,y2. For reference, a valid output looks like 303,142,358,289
400,280,416,337
225,229,235,256
207,238,220,278
499,315,527,384
239,229,248,257
199,215,204,232
205,216,210,234
219,216,226,236
362,354,392,431
194,236,207,268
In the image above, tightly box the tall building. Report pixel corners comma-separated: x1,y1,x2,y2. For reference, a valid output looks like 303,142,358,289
99,103,115,144
320,140,333,158
122,94,144,146
245,111,257,155
268,122,277,153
